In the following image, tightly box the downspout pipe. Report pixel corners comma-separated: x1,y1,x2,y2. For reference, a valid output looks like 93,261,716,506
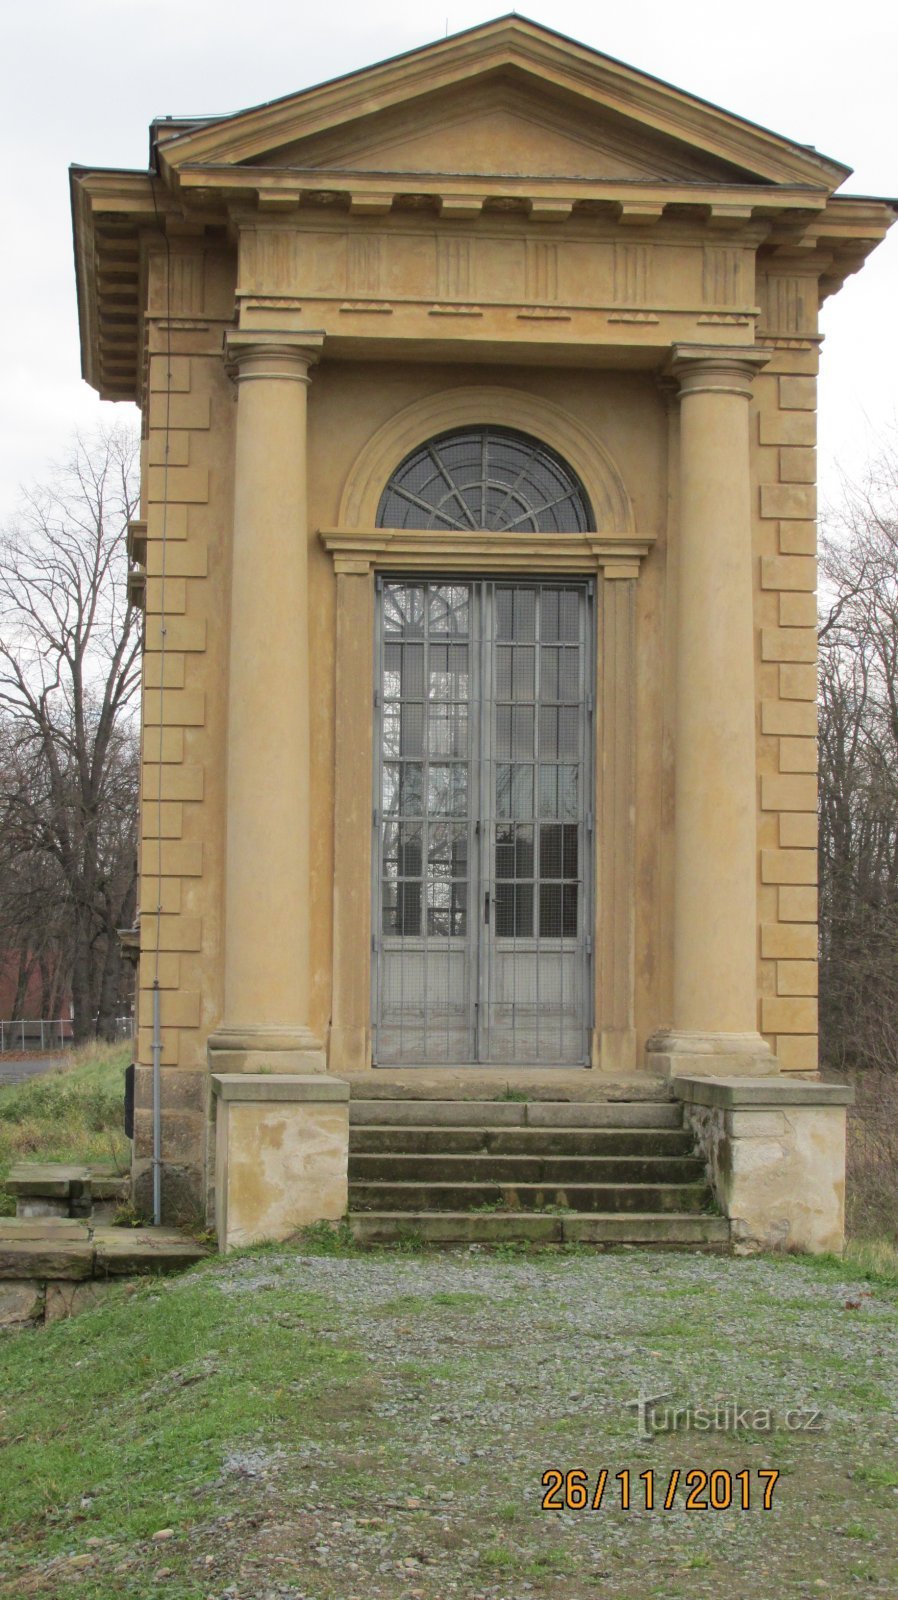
151,979,162,1225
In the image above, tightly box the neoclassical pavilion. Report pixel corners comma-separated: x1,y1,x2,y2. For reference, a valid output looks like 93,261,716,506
71,17,894,1238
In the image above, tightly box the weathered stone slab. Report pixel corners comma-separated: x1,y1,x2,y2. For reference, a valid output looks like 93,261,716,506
350,1210,564,1246
6,1164,90,1198
211,1073,349,1103
92,1226,210,1276
0,1218,89,1236
0,1223,93,1279
673,1076,852,1109
561,1213,729,1246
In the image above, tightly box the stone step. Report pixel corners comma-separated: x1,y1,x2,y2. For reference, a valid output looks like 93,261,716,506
6,1160,130,1200
349,1210,730,1248
348,1098,682,1129
345,1076,670,1102
350,1125,694,1157
0,1218,210,1280
6,1163,92,1199
349,1180,711,1214
0,1219,95,1280
6,1161,131,1220
349,1153,705,1185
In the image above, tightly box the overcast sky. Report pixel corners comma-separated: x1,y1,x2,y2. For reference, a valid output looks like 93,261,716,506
1,0,895,522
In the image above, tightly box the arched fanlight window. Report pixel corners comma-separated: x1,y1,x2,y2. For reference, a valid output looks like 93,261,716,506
376,426,593,533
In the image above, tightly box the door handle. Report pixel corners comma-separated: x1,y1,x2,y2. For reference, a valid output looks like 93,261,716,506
484,889,490,924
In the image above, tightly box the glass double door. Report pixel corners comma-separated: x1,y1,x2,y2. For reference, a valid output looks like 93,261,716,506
373,577,593,1065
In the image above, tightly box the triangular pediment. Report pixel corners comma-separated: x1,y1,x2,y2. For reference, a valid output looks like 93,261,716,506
157,16,850,193
241,76,753,186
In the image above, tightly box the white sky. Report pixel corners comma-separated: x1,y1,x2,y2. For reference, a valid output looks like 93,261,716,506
1,0,895,521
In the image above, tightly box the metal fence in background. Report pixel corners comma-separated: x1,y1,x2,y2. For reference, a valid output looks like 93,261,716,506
0,1016,133,1052
0,1019,74,1053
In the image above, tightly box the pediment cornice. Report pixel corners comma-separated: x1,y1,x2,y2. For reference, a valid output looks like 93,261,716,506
155,18,850,194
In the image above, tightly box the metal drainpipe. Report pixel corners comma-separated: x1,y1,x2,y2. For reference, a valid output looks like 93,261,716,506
151,980,162,1225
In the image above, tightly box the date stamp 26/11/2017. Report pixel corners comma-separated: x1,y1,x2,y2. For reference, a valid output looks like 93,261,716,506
541,1467,780,1513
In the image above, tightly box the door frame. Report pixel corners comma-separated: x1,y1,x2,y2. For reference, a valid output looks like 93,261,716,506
322,526,653,1075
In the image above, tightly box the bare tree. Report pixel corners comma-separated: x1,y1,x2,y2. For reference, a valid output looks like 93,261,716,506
0,427,141,1039
818,439,898,1077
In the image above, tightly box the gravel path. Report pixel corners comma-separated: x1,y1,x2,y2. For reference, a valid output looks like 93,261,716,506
0,1053,67,1087
196,1249,898,1599
6,1246,897,1599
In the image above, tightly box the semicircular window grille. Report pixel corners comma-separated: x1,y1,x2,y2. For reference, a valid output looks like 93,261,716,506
376,426,594,534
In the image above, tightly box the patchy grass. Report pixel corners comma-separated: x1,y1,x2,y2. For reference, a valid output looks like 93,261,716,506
1,1247,898,1599
767,1237,898,1290
835,1067,898,1243
0,1042,130,1215
842,1235,898,1286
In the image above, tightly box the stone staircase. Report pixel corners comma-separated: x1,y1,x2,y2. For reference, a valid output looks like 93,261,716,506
347,1092,729,1249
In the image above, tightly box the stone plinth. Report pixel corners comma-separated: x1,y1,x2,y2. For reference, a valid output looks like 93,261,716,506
673,1076,852,1254
211,1074,349,1252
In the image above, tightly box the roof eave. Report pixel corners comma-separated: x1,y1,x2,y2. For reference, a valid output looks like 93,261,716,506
69,166,164,402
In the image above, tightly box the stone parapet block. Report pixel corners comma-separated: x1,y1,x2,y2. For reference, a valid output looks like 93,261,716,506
672,1077,851,1110
211,1073,349,1103
212,1074,350,1251
672,1074,850,1254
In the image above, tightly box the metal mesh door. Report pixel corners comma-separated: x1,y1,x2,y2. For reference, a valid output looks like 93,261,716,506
481,582,592,1064
374,580,476,1063
373,579,592,1065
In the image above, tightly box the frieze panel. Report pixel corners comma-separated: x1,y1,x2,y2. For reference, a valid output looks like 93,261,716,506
436,236,473,299
525,239,558,302
347,235,382,296
148,251,204,317
613,242,651,304
757,274,818,337
702,245,745,306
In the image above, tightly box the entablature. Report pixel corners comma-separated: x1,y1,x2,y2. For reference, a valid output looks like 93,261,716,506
177,165,832,229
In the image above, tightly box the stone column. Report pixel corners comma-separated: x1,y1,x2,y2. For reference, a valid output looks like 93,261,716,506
210,330,325,1073
650,344,774,1077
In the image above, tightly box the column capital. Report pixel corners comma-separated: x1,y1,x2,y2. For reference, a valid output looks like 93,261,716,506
668,342,769,400
223,328,325,384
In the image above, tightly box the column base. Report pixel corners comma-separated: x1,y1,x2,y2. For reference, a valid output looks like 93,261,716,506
645,1029,777,1079
207,1024,326,1075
